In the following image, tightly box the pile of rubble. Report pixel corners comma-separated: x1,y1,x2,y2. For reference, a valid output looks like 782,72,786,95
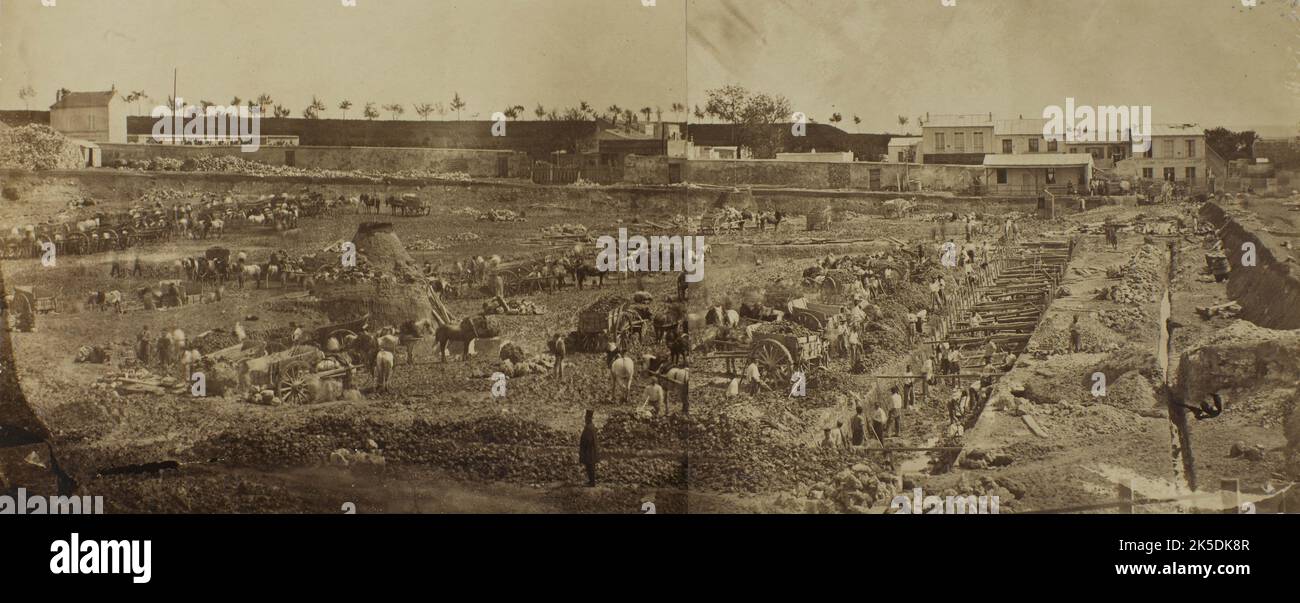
1097,306,1149,332
91,369,190,396
446,231,480,242
669,214,701,232
450,206,480,216
357,168,471,181
1099,243,1163,305
540,223,588,237
404,237,448,252
750,321,817,338
0,125,83,170
477,208,525,222
799,463,893,514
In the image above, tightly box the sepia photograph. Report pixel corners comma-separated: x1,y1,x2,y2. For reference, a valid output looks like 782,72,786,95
1,0,1298,541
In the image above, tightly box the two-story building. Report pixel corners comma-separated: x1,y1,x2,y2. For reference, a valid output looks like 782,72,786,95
1114,123,1226,190
920,113,993,165
49,88,126,144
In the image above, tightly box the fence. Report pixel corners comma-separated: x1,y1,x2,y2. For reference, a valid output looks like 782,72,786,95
530,164,624,185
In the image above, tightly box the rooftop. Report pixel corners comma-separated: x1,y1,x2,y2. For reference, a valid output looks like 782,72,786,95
922,114,993,128
50,90,117,110
994,118,1049,136
888,137,923,145
983,154,1094,168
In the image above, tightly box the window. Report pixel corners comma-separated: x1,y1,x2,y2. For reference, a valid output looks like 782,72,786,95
1186,167,1196,180
1029,138,1040,152
973,132,984,152
1143,168,1154,178
1186,139,1196,157
1163,140,1174,157
1047,140,1058,152
1045,168,1056,184
996,169,1008,184
1069,147,1079,153
935,133,945,152
1088,147,1104,160
1163,167,1176,181
954,132,965,152
1002,139,1013,153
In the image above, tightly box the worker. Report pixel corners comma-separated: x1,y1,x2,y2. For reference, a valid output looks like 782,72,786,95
641,380,665,417
819,427,836,449
889,386,905,436
743,360,765,395
970,312,982,329
551,334,567,380
902,364,916,408
871,404,889,445
290,322,305,346
133,256,143,277
847,327,862,365
921,356,933,401
136,326,152,365
984,338,999,365
1069,315,1082,353
947,346,962,375
834,419,848,448
947,389,964,424
579,410,599,487
850,406,866,447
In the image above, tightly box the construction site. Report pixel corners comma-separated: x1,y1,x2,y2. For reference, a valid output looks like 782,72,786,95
2,0,1298,517
2,142,1297,514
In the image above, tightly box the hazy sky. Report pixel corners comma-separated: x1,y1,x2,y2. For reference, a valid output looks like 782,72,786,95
2,0,1297,135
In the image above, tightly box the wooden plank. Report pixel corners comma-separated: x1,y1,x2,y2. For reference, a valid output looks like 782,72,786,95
1023,415,1048,438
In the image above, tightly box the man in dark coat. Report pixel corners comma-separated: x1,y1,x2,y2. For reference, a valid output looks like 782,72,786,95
579,410,599,487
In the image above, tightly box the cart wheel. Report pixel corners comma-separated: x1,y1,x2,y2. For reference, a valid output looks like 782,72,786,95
750,339,794,383
820,276,838,299
277,363,312,404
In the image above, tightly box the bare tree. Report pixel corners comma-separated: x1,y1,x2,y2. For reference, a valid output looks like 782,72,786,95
450,92,467,120
414,103,436,120
256,94,274,116
382,103,406,120
534,104,546,120
898,115,909,132
273,104,291,118
338,99,353,119
18,85,36,111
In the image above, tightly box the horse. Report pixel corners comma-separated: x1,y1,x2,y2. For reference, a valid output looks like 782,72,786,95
435,317,482,362
574,264,606,290
661,367,689,413
240,263,262,288
668,332,690,366
374,350,395,393
609,355,635,403
758,210,785,232
397,319,436,364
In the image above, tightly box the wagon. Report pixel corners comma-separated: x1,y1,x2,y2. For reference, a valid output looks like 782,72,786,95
788,300,843,332
12,286,60,315
574,297,647,351
703,329,825,383
389,194,431,216
311,313,370,347
244,347,361,405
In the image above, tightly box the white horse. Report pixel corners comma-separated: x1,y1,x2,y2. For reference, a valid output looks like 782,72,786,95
609,355,636,403
374,350,395,393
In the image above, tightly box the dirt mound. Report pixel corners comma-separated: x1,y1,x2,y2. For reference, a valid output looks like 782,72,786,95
353,222,416,266
314,282,435,328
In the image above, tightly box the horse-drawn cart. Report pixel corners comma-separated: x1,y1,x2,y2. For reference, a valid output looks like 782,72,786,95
702,325,824,383
573,296,651,351
242,347,361,405
311,313,370,347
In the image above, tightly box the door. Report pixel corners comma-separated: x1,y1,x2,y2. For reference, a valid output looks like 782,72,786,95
668,163,682,184
497,156,510,178
284,150,296,167
1021,172,1033,195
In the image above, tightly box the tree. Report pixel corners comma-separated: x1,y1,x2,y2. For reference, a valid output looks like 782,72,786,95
230,96,242,107
702,85,792,157
382,103,405,120
693,104,705,122
622,108,636,126
363,102,380,120
578,100,593,118
338,100,353,119
670,102,686,121
200,100,216,111
898,115,909,132
433,102,448,119
503,105,524,120
18,85,36,111
830,112,843,124
303,96,326,119
640,106,654,123
273,104,291,118
1204,127,1259,161
414,103,435,120
534,104,546,120
606,104,622,127
122,90,149,116
256,94,274,116
450,92,467,120
853,115,862,133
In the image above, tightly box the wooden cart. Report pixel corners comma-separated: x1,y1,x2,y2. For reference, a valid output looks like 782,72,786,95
574,298,648,351
703,329,824,383
246,348,361,405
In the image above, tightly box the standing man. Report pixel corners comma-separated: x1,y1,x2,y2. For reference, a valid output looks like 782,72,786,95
902,364,915,408
551,334,567,380
850,406,866,447
1069,315,1082,353
921,355,933,402
137,326,152,365
889,386,905,436
871,404,889,445
579,410,599,487
132,256,144,277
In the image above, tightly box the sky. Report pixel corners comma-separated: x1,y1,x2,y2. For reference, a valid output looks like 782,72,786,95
2,0,1297,135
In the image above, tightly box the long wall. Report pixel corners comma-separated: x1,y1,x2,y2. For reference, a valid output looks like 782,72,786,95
624,155,982,192
98,143,529,178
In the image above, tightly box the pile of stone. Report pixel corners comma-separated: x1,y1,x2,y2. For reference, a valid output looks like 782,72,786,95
1097,306,1149,332
0,125,83,170
802,463,893,514
540,223,588,237
404,237,447,252
477,208,524,222
91,369,189,396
